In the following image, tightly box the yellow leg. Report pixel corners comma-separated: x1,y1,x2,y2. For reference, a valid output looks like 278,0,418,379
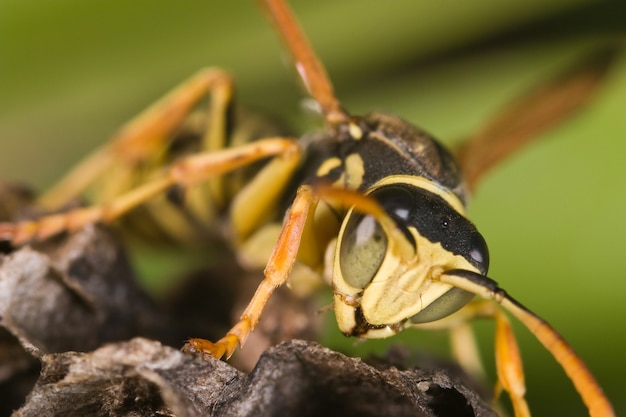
449,321,488,385
438,269,615,417
184,185,318,359
0,138,299,245
494,311,530,417
39,68,234,208
229,141,302,243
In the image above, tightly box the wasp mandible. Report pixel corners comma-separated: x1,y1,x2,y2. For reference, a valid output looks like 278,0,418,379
0,1,616,416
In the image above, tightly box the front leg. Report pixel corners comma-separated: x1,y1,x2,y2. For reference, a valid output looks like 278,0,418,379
184,185,319,359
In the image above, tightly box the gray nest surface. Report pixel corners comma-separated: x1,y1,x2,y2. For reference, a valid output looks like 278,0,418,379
0,207,496,417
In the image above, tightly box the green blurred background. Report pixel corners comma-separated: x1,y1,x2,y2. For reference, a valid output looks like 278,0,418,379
1,1,625,416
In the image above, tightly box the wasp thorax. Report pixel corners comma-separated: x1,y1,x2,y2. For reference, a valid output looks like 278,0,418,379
332,181,490,338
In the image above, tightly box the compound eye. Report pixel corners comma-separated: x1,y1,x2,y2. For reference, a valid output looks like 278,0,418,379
469,231,490,273
373,185,413,223
339,213,387,289
410,287,475,324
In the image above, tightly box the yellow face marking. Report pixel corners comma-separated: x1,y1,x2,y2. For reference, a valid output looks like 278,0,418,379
360,233,475,326
332,212,478,337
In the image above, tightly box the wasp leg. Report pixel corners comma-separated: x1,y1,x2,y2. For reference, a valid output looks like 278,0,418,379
439,269,615,417
38,68,234,208
0,139,299,245
229,143,302,244
493,310,531,417
184,185,318,359
449,321,489,386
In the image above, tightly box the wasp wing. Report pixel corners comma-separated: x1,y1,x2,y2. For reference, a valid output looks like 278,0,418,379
455,46,619,192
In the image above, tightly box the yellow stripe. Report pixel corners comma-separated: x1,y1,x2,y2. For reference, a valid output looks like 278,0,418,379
368,175,466,215
316,157,342,177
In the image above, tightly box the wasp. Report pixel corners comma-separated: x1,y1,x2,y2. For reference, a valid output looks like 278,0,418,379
0,1,618,416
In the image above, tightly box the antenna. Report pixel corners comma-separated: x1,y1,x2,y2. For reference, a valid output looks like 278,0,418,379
257,0,349,126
